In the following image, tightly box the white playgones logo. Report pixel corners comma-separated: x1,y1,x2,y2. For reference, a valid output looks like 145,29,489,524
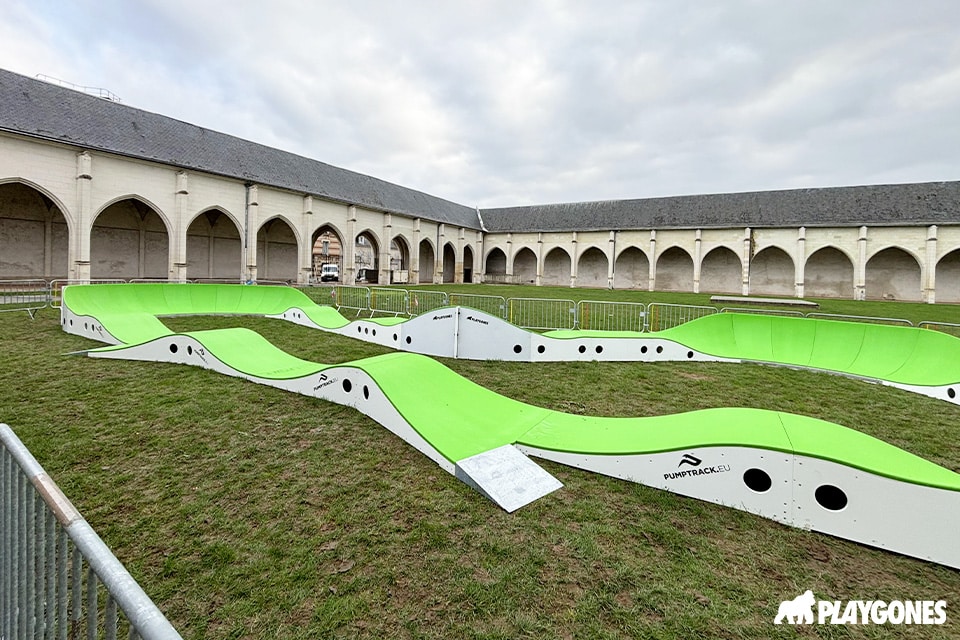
774,590,815,625
774,591,947,625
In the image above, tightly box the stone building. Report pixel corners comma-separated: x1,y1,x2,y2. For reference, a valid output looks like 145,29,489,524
1,68,957,301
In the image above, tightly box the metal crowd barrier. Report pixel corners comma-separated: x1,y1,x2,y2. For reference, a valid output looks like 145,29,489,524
646,303,718,331
720,307,806,318
369,287,409,317
806,312,913,327
408,290,449,315
919,320,960,338
576,300,646,332
0,279,49,318
507,297,577,331
331,285,372,316
1,424,182,640
448,293,506,319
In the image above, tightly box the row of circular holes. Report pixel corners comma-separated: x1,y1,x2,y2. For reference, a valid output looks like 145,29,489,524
742,467,847,511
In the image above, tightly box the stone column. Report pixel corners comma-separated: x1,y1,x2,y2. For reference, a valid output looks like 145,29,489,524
345,205,358,284
300,195,314,284
381,213,392,285
607,231,616,289
742,227,751,295
536,232,544,287
795,227,806,298
648,230,657,291
925,225,938,304
244,184,259,282
692,229,702,294
435,224,445,284
855,226,868,300
172,171,189,282
73,151,93,280
569,231,578,288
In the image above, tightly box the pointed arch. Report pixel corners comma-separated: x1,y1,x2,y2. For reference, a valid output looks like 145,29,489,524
513,247,537,284
804,246,854,298
311,224,345,282
614,246,649,289
257,216,299,282
699,246,742,294
864,246,922,301
355,229,380,283
186,208,243,280
91,196,169,279
655,246,694,292
485,247,507,276
749,246,795,296
418,239,435,284
936,249,960,303
390,235,410,283
442,242,456,283
0,180,70,279
463,245,475,283
543,247,571,287
577,247,608,287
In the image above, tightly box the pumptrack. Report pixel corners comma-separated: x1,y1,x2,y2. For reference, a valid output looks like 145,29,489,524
61,283,960,569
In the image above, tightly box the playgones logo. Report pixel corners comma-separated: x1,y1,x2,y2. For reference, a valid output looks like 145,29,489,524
774,591,947,625
466,315,489,326
432,313,453,321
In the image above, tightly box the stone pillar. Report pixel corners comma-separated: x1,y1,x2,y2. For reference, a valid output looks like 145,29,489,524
742,227,751,295
506,232,514,276
925,225,938,304
244,184,259,282
73,151,93,280
300,195,314,284
411,218,421,283
381,213,392,285
569,231,578,288
648,230,657,291
855,225,868,300
172,171,189,282
345,205,357,284
435,223,445,284
692,229,702,294
795,227,806,298
455,227,465,284
607,231,616,289
536,232,544,287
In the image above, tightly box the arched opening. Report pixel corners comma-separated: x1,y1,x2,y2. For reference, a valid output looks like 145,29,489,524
256,217,298,282
0,182,69,279
937,250,960,303
485,248,507,277
390,236,410,284
543,247,571,287
655,247,694,292
513,247,537,284
442,242,456,283
865,247,922,301
699,246,742,294
804,247,853,298
91,198,169,279
614,247,649,289
577,247,608,288
355,230,379,284
311,225,344,283
186,209,242,281
463,245,474,283
418,240,435,284
749,246,795,296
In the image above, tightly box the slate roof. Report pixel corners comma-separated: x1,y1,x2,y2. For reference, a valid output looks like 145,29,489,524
480,181,960,232
0,69,481,229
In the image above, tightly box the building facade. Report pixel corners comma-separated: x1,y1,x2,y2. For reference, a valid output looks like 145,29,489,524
1,69,958,301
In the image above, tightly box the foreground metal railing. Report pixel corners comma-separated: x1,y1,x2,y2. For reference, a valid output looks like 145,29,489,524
0,280,49,318
0,424,183,640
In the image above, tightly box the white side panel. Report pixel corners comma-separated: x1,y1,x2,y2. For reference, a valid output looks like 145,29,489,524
519,445,793,524
60,306,121,345
398,309,458,357
791,455,960,569
883,380,960,406
455,308,533,361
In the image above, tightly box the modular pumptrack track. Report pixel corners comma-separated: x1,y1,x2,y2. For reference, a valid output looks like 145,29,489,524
61,283,960,569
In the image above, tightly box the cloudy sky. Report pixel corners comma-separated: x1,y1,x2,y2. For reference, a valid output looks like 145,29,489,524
2,1,959,208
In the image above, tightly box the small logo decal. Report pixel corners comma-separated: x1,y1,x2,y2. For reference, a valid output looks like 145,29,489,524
678,453,702,468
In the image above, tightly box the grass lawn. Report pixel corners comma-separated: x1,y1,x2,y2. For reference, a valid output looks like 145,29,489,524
2,286,960,639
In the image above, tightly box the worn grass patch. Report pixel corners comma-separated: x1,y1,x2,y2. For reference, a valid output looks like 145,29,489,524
2,303,960,639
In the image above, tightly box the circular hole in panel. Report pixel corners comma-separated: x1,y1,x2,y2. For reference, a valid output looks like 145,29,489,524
372,329,377,337
640,345,647,354
363,385,369,400
69,319,73,326
743,468,772,493
537,345,545,354
595,345,603,354
578,345,586,354
405,336,412,344
62,318,65,325
656,345,663,354
187,346,193,356
687,351,694,359
342,379,353,393
393,333,398,341
949,388,956,399
357,326,362,334
513,344,522,354
169,344,178,354
364,327,369,335
814,485,847,511
84,322,88,330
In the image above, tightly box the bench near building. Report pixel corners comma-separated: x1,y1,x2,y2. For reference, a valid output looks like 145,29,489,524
1,68,958,302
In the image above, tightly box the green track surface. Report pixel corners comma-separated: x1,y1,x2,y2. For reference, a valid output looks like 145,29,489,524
65,284,960,491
